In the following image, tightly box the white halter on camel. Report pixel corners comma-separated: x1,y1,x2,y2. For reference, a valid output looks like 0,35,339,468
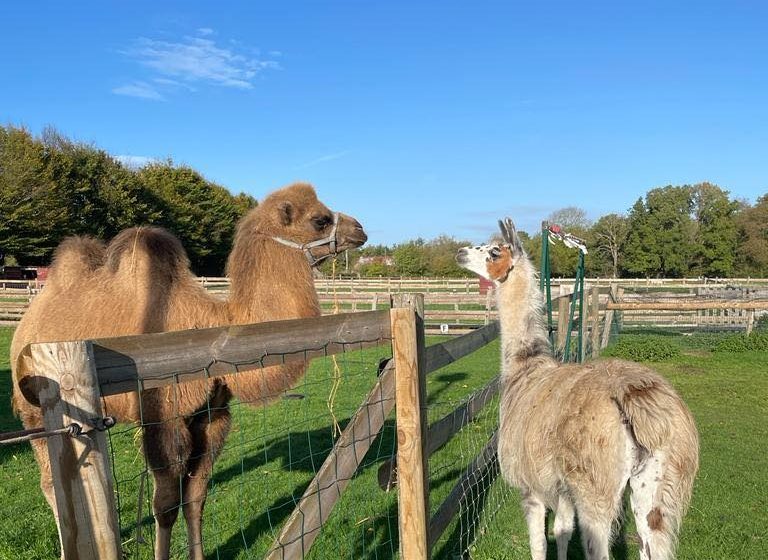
269,212,341,267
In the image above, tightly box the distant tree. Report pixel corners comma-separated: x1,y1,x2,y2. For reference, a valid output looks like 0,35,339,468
736,194,768,275
0,126,61,261
590,213,629,278
690,183,739,277
423,235,475,277
547,206,592,230
623,187,694,277
137,163,256,275
544,208,591,277
393,240,427,276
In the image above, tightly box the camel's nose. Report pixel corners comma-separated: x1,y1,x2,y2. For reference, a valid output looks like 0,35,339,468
340,214,367,246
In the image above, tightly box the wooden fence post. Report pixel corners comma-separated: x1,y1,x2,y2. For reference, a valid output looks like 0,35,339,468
30,340,121,560
391,294,429,560
746,308,755,335
600,284,617,350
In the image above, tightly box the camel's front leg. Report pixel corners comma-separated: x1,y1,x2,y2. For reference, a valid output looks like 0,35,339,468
143,421,191,560
182,391,232,560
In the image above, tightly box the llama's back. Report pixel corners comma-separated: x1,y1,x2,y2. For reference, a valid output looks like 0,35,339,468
498,358,698,518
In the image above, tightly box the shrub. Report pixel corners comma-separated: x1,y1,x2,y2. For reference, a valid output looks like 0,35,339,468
712,332,768,353
603,336,681,362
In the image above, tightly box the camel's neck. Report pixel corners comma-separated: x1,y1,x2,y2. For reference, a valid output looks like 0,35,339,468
496,257,554,382
226,236,320,325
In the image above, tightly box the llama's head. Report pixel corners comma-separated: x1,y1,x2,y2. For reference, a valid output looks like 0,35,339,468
243,182,368,266
456,218,525,283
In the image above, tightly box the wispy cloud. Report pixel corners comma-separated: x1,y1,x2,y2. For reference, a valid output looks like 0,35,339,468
113,28,280,98
297,150,350,169
112,81,164,101
115,155,158,168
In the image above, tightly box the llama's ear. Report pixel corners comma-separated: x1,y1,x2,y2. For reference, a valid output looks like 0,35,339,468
278,201,294,226
499,217,524,256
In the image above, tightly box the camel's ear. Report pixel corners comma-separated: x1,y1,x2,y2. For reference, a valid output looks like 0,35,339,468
498,217,524,256
278,201,294,226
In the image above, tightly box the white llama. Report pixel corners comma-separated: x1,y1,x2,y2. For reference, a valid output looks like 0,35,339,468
456,219,699,560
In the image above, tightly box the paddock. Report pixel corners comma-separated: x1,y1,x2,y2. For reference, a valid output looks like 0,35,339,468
1,288,766,559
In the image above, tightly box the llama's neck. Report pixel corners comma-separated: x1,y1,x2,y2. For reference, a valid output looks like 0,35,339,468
496,257,554,382
226,237,320,325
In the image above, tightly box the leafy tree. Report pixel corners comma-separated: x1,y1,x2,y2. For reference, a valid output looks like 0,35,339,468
137,163,256,275
423,235,475,277
0,126,61,261
690,183,739,276
736,194,768,275
0,125,256,273
393,240,427,276
623,187,694,277
590,213,629,278
544,207,591,277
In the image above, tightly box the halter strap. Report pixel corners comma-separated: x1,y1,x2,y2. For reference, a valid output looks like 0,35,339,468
270,212,341,267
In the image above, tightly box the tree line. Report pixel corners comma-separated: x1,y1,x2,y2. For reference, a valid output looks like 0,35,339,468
0,125,256,275
1,125,766,278
327,185,767,279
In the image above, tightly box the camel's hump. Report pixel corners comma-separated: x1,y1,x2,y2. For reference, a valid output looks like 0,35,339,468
105,226,191,280
45,235,106,291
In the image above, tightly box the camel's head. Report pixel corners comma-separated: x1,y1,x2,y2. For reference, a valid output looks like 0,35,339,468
456,218,525,283
257,183,367,266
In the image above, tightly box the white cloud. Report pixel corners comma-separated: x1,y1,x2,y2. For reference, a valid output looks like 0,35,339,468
112,81,164,100
297,150,350,169
119,33,280,92
197,27,214,36
115,155,157,168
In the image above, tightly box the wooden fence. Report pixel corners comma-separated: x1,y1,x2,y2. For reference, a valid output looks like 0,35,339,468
14,295,502,559
3,277,768,333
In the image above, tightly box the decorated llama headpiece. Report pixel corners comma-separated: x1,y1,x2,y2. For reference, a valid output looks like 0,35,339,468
456,217,525,284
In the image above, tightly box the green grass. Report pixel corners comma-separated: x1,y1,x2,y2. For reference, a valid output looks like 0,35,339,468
1,326,767,559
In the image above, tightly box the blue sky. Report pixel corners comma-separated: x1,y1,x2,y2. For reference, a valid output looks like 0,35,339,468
1,1,766,245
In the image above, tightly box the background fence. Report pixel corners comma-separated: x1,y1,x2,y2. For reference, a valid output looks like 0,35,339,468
3,276,768,334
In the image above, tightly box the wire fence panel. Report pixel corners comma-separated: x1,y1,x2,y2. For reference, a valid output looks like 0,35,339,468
105,336,396,559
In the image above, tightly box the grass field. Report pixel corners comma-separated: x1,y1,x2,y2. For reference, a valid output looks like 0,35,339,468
1,326,766,559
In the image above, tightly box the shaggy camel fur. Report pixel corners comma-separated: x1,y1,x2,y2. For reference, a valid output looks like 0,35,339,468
10,183,367,560
456,219,698,560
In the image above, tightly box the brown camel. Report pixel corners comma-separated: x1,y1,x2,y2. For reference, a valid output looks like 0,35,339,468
10,182,367,560
457,219,698,560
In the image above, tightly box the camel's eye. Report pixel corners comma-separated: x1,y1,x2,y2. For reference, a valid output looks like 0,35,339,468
489,247,501,260
312,215,332,230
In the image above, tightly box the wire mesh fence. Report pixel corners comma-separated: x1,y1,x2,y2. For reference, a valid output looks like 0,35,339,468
106,338,396,560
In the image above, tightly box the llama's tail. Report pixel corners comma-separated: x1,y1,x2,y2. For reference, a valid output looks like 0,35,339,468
611,367,699,559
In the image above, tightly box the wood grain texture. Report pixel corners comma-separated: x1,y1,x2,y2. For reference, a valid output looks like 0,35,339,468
391,307,429,560
31,341,121,560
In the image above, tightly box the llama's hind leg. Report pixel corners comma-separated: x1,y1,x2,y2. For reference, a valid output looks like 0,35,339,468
575,514,611,560
520,488,547,560
630,451,672,560
553,494,575,560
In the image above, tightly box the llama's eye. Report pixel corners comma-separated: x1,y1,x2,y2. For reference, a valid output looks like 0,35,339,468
489,247,501,259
